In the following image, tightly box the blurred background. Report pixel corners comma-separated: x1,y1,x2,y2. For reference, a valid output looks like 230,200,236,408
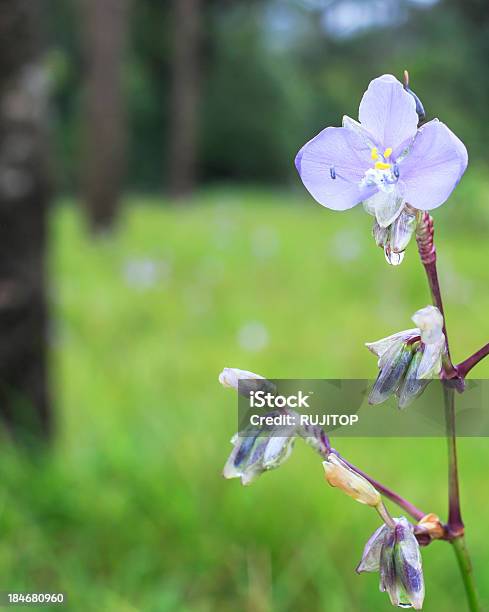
0,0,488,610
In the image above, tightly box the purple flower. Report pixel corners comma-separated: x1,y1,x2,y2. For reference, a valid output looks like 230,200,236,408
357,516,425,609
295,74,468,233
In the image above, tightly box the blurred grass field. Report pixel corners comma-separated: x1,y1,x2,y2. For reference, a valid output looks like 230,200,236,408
1,169,489,611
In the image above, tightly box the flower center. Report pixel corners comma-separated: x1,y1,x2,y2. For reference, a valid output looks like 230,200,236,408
360,147,399,193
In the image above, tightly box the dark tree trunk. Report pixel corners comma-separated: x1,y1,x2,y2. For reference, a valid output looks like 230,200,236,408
80,0,129,232
168,0,202,199
0,1,51,441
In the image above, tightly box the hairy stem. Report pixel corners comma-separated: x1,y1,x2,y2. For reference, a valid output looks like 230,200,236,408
457,342,489,378
451,537,482,612
415,213,457,375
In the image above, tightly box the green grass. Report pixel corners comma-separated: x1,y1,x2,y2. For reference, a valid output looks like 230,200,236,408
1,173,489,611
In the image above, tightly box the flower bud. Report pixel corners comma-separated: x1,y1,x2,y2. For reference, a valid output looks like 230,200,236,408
390,208,417,253
372,208,417,266
358,516,425,610
403,70,426,124
372,221,389,248
411,305,444,345
417,513,444,540
223,413,296,485
218,367,275,397
219,367,264,389
323,453,381,507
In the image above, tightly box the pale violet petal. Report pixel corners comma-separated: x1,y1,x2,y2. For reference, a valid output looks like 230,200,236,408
356,524,389,573
411,305,444,345
358,75,418,151
342,115,378,150
397,518,425,610
295,126,375,211
390,208,417,253
368,342,412,405
365,329,419,361
397,349,430,409
417,336,445,379
400,119,468,211
262,435,295,468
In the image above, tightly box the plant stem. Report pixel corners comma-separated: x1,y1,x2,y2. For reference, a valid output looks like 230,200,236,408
332,451,425,522
417,212,481,609
451,537,482,612
300,423,426,522
415,213,457,375
443,385,464,535
457,342,489,378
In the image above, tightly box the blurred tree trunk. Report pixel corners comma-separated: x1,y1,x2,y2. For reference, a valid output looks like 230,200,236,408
168,0,202,199
80,0,129,232
0,1,51,440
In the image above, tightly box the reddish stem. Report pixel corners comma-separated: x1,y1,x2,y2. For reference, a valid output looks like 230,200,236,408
331,449,426,522
457,342,489,378
415,212,463,535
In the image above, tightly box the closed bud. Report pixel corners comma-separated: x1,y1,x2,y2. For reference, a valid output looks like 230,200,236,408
323,453,381,507
417,513,444,540
411,305,444,345
390,209,417,253
403,70,426,123
218,367,275,397
373,221,389,248
372,207,418,266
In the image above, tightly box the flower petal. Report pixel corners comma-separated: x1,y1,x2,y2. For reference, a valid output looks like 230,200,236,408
363,189,405,228
395,519,425,610
411,305,444,345
262,434,295,468
397,348,430,409
369,342,413,405
365,329,418,362
359,75,418,151
356,523,389,573
400,119,468,210
417,336,445,379
295,126,375,211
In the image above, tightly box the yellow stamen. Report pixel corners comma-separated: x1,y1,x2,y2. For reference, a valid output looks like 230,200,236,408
375,161,391,170
383,147,393,159
371,147,379,161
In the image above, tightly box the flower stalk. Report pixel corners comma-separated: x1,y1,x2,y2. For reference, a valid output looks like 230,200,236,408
443,385,464,536
451,537,482,612
456,342,489,378
416,212,481,609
